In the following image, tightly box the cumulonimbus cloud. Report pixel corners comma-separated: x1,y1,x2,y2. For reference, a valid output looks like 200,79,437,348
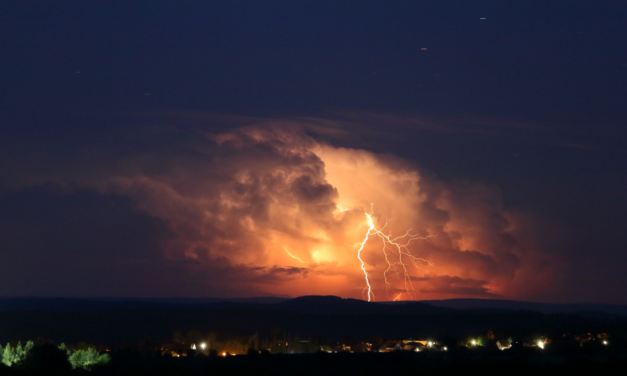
81,123,554,301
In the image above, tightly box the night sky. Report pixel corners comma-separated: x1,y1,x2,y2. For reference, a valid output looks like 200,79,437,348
1,1,626,304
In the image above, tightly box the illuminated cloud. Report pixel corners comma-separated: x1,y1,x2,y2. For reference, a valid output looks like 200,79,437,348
81,123,545,300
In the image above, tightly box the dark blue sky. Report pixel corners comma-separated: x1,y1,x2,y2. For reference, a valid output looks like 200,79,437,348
1,1,626,303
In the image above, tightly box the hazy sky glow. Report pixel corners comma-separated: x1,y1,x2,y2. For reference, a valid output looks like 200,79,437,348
0,1,626,303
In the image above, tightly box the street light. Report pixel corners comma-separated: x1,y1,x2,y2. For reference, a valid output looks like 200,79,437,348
200,343,206,350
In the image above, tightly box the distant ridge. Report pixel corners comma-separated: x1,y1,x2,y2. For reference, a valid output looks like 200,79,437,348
274,295,448,314
0,296,624,317
0,296,449,315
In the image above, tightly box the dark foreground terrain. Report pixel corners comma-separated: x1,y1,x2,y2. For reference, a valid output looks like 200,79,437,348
2,350,627,376
1,296,626,344
1,296,626,375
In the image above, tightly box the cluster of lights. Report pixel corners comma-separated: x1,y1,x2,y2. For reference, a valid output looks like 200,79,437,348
178,334,615,356
537,340,545,349
180,337,610,356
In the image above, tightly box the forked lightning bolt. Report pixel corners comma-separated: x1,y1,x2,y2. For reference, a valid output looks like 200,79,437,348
353,205,435,302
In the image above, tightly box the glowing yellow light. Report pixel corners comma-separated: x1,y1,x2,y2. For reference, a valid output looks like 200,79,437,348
222,352,227,356
471,340,476,345
603,340,608,345
537,340,544,349
200,343,206,350
311,247,334,263
428,341,433,347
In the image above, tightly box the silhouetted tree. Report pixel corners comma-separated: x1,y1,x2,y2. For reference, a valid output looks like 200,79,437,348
69,348,110,370
22,343,71,372
23,341,34,358
477,335,487,347
74,342,91,351
58,343,71,358
15,342,25,364
3,343,17,366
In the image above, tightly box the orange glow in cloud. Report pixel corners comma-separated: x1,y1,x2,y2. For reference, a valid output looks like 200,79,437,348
106,125,551,301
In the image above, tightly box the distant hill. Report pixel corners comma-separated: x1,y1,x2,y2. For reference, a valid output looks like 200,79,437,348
0,296,626,344
0,296,449,315
0,296,625,318
275,295,449,314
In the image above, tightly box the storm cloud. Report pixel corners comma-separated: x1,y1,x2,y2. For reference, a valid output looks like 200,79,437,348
0,122,556,300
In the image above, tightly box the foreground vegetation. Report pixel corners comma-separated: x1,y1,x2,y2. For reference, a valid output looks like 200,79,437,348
0,341,109,371
0,347,626,376
0,326,625,376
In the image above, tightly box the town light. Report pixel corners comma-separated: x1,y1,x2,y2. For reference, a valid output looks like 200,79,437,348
471,340,476,346
603,341,608,345
222,352,227,357
200,343,206,350
443,347,448,351
427,341,433,347
537,340,545,349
